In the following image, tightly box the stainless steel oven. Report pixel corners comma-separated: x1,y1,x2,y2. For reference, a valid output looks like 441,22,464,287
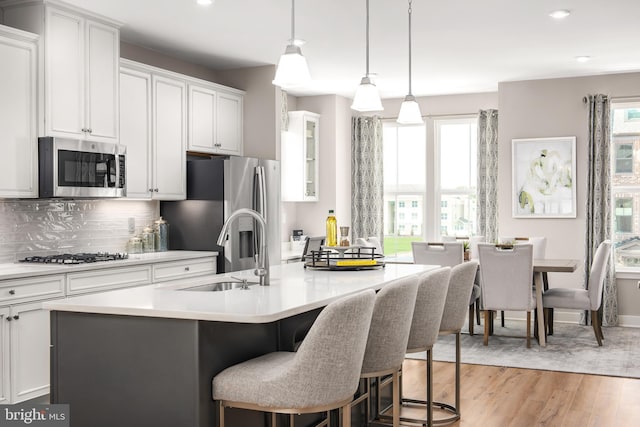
38,137,126,198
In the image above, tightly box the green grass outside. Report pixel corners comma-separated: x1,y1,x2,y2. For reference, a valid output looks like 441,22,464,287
383,236,422,256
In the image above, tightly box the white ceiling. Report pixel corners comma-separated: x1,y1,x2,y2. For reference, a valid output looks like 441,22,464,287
61,0,640,99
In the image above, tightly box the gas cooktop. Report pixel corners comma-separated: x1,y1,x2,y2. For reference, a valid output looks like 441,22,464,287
19,252,128,265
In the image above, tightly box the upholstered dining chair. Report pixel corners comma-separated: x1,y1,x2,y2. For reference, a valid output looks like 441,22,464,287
212,290,376,427
411,242,463,266
467,236,485,334
382,267,450,427
496,236,547,328
543,240,612,346
412,241,480,335
349,276,419,427
432,260,479,424
478,243,536,348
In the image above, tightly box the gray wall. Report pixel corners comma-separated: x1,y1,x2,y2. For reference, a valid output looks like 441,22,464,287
282,95,352,240
216,65,281,160
498,72,640,319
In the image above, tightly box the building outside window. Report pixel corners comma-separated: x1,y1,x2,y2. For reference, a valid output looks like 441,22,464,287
611,101,640,267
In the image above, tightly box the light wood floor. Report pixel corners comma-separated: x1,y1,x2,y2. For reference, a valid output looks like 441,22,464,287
393,359,640,426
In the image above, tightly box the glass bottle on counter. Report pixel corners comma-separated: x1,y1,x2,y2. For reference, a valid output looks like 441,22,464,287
325,209,338,247
142,226,155,252
154,216,169,252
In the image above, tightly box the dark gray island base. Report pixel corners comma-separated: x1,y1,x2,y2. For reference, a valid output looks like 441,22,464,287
50,309,387,427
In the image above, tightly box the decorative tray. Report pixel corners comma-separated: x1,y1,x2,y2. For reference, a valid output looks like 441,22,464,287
304,246,385,270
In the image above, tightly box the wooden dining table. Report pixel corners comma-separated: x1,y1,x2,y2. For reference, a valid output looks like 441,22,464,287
532,258,580,346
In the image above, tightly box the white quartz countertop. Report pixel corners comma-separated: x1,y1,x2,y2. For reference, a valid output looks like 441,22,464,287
43,263,438,323
0,251,218,281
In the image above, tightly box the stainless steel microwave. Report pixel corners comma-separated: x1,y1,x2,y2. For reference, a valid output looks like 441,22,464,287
38,137,126,198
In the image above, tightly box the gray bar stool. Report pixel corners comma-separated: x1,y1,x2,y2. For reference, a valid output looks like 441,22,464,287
379,267,451,427
349,275,419,426
433,261,479,425
212,289,376,427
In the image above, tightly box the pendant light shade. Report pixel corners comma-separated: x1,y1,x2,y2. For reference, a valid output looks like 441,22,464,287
397,0,423,124
351,0,383,113
397,95,423,124
273,0,311,88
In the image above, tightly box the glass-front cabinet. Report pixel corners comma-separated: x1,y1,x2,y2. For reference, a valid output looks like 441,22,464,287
282,111,320,202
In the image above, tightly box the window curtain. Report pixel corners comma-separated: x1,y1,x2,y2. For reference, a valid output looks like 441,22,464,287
585,94,617,326
351,116,384,247
477,109,499,243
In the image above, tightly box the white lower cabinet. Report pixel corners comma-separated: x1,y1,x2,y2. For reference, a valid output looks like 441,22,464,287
66,265,152,295
152,257,216,283
0,301,53,404
9,301,51,403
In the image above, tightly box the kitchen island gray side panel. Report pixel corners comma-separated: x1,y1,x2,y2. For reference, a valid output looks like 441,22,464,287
51,312,200,427
50,311,282,427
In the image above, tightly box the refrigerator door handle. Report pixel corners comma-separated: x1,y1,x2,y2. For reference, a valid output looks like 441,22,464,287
253,165,268,259
254,166,267,221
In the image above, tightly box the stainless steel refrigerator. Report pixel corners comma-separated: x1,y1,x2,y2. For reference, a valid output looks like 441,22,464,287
160,156,281,274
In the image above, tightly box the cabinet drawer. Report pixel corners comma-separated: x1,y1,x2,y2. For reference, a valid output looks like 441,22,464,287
0,275,65,306
152,257,216,282
67,266,152,295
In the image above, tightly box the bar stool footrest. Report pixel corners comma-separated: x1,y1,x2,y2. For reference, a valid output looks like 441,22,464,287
377,397,460,426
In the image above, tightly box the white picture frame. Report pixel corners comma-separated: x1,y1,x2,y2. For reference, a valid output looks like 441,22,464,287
512,136,577,218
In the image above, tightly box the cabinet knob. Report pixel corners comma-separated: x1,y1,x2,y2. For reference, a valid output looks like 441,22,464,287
184,266,190,272
6,317,11,322
154,188,159,192
13,315,19,321
87,128,93,133
81,128,87,132
9,289,15,295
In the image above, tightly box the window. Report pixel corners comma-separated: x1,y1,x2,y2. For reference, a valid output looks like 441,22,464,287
611,101,640,268
382,116,478,257
383,123,426,256
615,143,633,174
615,198,633,233
435,117,478,239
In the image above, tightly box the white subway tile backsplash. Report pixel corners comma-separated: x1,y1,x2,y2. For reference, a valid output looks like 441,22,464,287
0,199,159,262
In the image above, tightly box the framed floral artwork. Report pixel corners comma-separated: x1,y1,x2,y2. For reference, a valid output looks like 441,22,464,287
512,136,577,218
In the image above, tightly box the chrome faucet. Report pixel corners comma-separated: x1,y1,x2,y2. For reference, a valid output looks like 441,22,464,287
216,208,269,286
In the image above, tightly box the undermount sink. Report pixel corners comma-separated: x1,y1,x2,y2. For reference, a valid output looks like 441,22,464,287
178,281,259,292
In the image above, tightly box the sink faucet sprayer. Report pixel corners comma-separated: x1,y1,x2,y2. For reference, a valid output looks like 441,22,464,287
216,208,269,286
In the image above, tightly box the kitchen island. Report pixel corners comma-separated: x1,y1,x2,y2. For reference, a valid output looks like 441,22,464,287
44,262,436,427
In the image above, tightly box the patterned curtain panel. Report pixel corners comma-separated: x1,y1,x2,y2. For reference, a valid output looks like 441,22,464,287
477,109,499,243
351,116,384,247
585,94,617,326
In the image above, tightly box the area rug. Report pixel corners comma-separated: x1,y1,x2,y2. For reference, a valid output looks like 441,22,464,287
407,320,640,379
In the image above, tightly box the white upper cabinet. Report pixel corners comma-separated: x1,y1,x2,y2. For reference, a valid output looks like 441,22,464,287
152,74,187,200
188,83,243,156
0,25,38,198
119,66,153,199
1,0,121,143
282,111,320,202
120,60,186,200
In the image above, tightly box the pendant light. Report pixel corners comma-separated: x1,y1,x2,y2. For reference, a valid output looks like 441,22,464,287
351,0,383,113
272,0,311,88
397,0,423,124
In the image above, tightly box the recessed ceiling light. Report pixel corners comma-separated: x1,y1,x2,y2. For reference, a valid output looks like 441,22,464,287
549,9,571,19
576,56,591,63
196,0,213,6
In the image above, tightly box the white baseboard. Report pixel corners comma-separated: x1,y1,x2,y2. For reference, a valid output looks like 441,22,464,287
618,315,640,327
